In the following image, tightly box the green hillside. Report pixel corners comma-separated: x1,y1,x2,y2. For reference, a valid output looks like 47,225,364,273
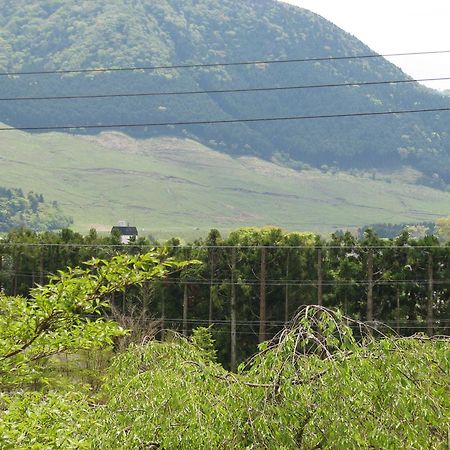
0,0,449,186
1,128,449,236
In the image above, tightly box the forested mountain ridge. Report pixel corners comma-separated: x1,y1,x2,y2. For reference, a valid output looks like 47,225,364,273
0,0,449,186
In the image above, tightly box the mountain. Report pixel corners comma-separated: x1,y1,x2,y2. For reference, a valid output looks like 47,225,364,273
0,0,449,187
1,128,449,235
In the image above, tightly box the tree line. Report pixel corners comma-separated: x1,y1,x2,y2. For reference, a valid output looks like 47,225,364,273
0,186,72,232
0,226,449,368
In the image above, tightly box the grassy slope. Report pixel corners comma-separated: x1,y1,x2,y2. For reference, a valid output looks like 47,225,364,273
1,129,449,237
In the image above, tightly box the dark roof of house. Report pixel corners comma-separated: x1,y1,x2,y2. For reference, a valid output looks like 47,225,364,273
111,226,138,236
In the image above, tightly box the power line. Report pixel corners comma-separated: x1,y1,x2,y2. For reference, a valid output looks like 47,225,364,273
4,269,450,285
1,49,450,77
4,270,450,285
1,76,450,102
153,318,450,325
0,242,447,249
1,106,450,132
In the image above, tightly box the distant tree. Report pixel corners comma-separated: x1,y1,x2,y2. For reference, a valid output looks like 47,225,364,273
436,215,450,242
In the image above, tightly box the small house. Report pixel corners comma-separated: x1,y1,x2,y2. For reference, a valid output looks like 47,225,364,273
111,221,138,244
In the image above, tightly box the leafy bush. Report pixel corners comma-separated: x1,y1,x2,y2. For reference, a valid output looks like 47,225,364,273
3,307,447,449
0,250,185,389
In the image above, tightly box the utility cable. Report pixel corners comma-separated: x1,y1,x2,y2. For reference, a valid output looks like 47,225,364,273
1,49,450,76
0,242,446,249
1,76,449,102
1,106,450,132
5,271,450,284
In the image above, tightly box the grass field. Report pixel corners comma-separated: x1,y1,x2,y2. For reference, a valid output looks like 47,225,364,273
1,129,449,238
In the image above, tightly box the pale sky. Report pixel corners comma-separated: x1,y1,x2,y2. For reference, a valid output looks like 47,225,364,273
280,0,450,91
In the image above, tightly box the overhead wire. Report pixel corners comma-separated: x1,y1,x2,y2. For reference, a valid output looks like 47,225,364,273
4,271,450,286
1,76,450,102
0,51,448,335
0,243,450,252
1,106,450,132
1,51,449,129
1,49,450,76
0,242,447,249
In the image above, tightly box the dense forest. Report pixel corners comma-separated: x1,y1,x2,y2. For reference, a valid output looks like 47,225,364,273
0,235,448,448
1,226,449,368
0,0,449,186
0,186,72,231
357,221,436,239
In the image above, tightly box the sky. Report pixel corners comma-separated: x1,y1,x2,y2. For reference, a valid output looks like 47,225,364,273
280,0,450,91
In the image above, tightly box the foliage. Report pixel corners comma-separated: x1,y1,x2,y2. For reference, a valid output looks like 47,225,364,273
1,226,449,369
0,249,187,388
356,221,436,239
191,325,217,363
436,215,450,242
0,186,72,232
0,0,449,184
1,307,448,449
0,391,94,449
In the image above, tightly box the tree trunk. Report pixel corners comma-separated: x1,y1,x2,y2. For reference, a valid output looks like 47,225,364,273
427,253,434,336
39,252,44,286
13,254,19,296
396,286,401,334
284,250,290,323
366,248,374,323
161,282,166,340
183,283,188,337
259,247,267,343
230,247,237,372
209,249,215,325
317,248,323,306
142,281,151,317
